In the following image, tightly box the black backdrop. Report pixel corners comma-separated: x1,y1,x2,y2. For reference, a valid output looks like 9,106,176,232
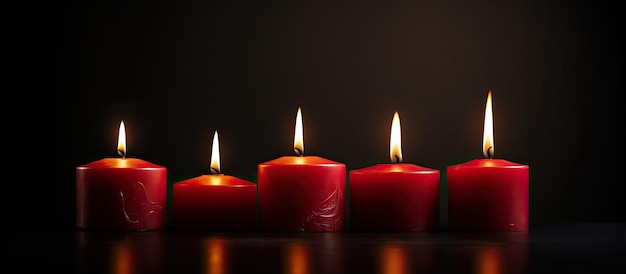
17,0,624,229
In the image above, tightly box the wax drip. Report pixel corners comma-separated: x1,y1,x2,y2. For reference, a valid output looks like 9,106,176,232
119,182,163,224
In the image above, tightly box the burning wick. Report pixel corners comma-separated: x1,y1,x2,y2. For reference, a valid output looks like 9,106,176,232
392,155,401,163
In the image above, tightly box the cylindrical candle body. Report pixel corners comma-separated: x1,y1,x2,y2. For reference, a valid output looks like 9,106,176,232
447,159,529,232
76,158,167,231
172,174,257,231
349,163,440,232
258,156,346,232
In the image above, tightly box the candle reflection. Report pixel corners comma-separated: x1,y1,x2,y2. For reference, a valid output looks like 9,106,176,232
77,231,165,274
458,233,529,274
205,237,227,274
379,244,409,274
285,242,310,274
113,243,135,274
475,247,502,274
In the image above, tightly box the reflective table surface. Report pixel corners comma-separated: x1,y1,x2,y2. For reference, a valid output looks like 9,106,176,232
10,223,626,274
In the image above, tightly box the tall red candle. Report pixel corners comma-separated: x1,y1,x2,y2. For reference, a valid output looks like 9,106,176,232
258,108,346,232
349,112,440,232
76,121,167,231
447,91,529,232
173,131,257,231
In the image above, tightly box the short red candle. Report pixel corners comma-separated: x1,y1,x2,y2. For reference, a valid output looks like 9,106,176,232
447,91,529,232
447,159,529,231
258,156,346,232
173,174,256,231
349,112,440,232
258,108,346,232
76,121,167,231
172,131,257,231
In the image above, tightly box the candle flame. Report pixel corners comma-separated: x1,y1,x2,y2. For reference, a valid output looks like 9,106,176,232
210,130,221,174
483,91,494,159
390,112,403,163
117,120,126,158
294,107,304,156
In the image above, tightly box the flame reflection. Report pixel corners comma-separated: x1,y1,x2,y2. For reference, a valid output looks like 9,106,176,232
475,247,502,274
112,243,135,274
206,237,227,274
77,231,165,274
379,244,408,274
285,242,310,274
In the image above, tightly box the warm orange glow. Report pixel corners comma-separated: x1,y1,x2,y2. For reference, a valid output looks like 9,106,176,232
206,238,227,274
117,121,127,158
286,242,310,274
390,112,403,163
483,91,494,159
113,243,134,274
206,175,226,186
293,156,307,165
380,244,408,274
210,131,221,174
389,165,405,172
294,107,304,156
475,247,502,274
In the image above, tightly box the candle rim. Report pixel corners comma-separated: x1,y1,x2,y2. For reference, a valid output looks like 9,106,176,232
174,174,256,187
447,158,528,169
349,163,440,174
78,158,166,169
259,155,345,166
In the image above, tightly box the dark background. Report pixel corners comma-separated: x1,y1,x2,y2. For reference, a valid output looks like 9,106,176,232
17,0,623,229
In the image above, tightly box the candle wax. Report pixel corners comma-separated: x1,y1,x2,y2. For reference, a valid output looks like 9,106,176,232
349,163,440,232
76,158,167,231
173,174,257,231
258,156,346,232
447,159,529,232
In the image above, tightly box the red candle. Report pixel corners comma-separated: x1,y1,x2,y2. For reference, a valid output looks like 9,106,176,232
76,121,167,231
349,112,440,232
258,107,346,232
172,131,257,231
447,91,529,232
